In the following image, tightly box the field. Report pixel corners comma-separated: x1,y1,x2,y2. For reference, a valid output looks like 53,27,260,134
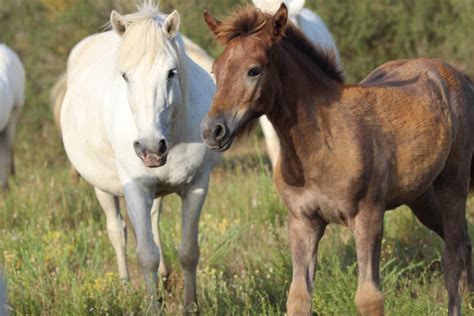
1,0,474,315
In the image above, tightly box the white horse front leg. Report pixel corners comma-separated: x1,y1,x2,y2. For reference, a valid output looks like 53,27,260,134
179,171,210,311
151,197,169,282
94,187,129,281
122,181,160,294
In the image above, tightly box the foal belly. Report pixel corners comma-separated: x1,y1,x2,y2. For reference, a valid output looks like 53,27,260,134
385,131,452,208
280,185,355,225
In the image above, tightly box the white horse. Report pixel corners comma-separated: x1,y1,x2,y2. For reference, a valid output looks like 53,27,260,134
0,44,25,190
60,4,218,310
0,274,7,316
254,0,342,166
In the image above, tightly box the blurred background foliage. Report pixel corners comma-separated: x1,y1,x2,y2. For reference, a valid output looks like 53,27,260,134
0,0,473,314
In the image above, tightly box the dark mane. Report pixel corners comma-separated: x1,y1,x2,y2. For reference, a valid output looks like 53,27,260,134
282,24,344,83
215,5,344,83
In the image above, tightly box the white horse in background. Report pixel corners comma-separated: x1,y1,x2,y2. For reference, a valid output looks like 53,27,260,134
254,0,342,166
0,44,25,190
61,4,218,310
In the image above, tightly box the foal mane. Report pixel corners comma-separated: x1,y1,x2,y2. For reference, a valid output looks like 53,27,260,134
214,6,344,83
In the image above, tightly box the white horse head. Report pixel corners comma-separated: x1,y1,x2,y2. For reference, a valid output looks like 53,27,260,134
110,4,185,168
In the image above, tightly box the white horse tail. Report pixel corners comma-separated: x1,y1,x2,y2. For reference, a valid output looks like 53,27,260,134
50,72,67,131
253,0,305,17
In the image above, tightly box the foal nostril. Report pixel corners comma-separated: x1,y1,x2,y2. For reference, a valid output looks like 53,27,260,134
213,123,227,141
158,139,167,155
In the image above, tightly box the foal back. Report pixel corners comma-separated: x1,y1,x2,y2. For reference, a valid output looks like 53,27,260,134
359,58,474,207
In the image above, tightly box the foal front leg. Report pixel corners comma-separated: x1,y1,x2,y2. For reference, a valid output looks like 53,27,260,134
179,171,210,312
351,206,384,316
287,212,327,315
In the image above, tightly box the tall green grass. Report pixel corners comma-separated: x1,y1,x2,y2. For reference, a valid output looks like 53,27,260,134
0,0,473,314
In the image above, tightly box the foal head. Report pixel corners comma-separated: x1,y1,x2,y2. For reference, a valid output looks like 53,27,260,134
200,4,289,151
111,4,184,167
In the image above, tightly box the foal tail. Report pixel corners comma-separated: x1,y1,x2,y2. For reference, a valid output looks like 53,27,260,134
50,72,67,131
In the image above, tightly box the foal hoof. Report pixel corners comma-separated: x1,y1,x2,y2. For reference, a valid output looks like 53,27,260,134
355,284,384,316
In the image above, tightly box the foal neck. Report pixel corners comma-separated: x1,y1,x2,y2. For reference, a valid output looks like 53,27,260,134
266,44,343,186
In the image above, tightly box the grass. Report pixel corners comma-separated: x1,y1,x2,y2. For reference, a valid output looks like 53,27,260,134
1,0,474,315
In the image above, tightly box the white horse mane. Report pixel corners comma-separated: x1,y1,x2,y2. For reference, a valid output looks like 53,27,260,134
115,2,182,73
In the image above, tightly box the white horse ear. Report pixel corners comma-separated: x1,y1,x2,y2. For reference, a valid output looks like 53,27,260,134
163,10,180,39
111,10,128,36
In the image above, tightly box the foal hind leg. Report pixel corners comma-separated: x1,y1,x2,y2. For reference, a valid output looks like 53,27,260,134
435,175,471,316
95,187,129,280
151,197,170,285
407,187,444,239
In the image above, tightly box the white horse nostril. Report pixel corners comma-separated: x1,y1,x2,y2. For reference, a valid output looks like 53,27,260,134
158,139,167,155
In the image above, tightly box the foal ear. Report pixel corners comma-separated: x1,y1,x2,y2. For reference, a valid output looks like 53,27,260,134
203,10,222,37
110,10,128,37
163,10,181,39
272,3,288,39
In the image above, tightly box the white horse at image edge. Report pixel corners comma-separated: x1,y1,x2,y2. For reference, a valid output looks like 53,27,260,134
0,44,25,190
254,0,342,166
60,4,219,310
0,274,7,316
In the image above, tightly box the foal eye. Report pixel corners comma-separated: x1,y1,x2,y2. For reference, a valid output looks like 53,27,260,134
167,69,177,80
121,72,128,82
247,67,262,77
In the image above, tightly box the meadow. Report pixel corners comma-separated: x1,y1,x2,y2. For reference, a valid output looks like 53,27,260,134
1,0,474,314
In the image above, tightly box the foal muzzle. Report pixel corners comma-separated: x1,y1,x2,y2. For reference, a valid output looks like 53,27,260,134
200,117,234,152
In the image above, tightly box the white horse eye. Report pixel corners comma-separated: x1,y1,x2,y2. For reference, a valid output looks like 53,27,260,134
167,69,177,80
121,72,128,82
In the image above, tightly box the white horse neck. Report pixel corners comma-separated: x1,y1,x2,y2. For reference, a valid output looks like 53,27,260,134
165,35,215,145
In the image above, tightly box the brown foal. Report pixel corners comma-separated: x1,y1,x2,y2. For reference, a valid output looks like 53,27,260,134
201,4,474,316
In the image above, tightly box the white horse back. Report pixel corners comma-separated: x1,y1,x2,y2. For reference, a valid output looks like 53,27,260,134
253,0,305,17
0,44,25,131
296,9,341,65
182,36,214,74
66,32,120,84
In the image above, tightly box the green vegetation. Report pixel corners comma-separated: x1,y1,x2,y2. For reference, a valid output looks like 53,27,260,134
0,0,473,314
